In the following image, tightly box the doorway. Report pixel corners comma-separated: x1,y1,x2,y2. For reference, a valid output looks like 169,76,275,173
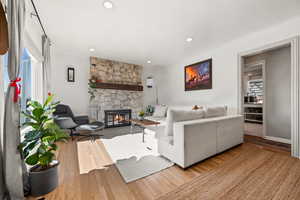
238,37,299,157
243,61,265,138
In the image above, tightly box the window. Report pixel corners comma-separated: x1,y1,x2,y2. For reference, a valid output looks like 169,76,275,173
3,49,32,124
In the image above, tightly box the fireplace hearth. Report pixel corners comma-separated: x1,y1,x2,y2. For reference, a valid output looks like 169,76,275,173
104,109,132,128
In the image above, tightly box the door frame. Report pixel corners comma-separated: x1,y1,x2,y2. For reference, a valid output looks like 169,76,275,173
238,36,300,158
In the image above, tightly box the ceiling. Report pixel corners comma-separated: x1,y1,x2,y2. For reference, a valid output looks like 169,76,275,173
34,0,300,66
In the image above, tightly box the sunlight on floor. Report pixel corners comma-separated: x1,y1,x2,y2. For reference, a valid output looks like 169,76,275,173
76,140,114,174
101,132,158,163
76,131,158,174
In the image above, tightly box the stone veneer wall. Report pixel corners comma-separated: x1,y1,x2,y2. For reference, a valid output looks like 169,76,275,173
89,57,143,120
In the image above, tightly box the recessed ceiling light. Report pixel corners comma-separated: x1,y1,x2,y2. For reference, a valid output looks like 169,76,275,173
147,60,151,64
103,0,113,9
89,48,95,52
186,37,193,42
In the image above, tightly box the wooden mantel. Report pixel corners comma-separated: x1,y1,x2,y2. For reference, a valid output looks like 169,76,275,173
93,82,143,91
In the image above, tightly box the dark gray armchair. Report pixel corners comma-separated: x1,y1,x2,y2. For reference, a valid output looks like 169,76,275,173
54,104,89,125
53,104,104,141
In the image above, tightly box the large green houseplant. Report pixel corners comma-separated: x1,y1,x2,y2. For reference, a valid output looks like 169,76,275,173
19,94,69,197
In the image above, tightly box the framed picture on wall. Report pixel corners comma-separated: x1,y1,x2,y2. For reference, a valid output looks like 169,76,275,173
67,67,75,82
184,58,212,91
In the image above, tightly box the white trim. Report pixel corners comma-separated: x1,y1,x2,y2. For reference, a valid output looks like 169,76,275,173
264,136,291,144
238,36,299,158
291,36,300,158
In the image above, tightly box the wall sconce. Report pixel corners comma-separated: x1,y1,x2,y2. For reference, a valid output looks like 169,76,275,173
146,76,159,104
146,77,154,88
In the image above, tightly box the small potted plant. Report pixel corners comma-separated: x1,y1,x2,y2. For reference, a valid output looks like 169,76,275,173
138,110,145,120
146,105,154,115
18,94,69,197
88,78,97,101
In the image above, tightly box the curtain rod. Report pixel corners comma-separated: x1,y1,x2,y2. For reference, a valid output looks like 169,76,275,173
30,0,49,40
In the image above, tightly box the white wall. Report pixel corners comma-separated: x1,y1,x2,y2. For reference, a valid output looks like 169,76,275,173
142,66,167,106
50,51,157,115
51,50,90,115
145,16,300,111
50,16,300,115
51,52,152,115
51,51,157,115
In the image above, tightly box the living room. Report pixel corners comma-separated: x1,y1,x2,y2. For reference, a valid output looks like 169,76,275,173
1,0,300,199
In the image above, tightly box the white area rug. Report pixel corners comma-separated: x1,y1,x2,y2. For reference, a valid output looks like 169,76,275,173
101,128,174,183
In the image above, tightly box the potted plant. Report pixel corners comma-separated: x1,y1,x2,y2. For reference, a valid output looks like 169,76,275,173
138,110,145,120
18,94,69,197
145,105,154,115
88,79,97,101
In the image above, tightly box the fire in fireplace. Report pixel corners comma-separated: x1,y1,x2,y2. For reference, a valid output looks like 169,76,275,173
104,109,132,128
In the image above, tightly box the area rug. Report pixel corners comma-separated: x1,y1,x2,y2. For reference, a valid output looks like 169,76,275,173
100,126,174,183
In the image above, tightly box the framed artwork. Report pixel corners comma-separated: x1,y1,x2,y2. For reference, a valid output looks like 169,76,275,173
67,67,75,82
185,58,212,91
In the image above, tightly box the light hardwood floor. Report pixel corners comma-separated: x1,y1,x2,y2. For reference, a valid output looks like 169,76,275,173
28,137,298,200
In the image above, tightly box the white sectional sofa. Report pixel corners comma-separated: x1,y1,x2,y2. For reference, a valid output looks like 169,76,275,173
146,105,244,168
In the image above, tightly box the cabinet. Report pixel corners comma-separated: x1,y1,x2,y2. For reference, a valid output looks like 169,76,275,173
244,104,263,124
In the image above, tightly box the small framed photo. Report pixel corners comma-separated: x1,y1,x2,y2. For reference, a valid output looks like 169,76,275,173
67,67,75,82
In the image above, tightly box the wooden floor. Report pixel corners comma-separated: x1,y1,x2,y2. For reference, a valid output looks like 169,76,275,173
28,136,299,200
244,134,291,153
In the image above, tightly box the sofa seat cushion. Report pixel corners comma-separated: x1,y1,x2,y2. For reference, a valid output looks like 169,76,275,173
165,109,205,136
168,105,204,111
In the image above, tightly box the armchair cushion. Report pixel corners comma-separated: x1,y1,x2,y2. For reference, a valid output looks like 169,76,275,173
74,115,89,125
54,104,90,125
54,104,75,118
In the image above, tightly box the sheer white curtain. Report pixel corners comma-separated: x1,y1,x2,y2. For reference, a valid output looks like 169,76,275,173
3,0,26,198
24,31,43,103
42,35,51,101
31,56,43,102
0,55,5,199
0,1,7,199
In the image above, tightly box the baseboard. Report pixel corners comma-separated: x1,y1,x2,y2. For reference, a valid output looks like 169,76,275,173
264,136,291,144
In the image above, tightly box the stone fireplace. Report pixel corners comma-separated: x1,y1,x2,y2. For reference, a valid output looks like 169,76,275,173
89,57,143,121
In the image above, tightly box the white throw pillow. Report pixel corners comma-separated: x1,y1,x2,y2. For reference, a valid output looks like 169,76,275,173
153,105,168,117
165,109,205,136
204,106,227,118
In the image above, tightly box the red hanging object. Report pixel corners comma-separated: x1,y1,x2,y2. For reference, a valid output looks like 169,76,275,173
10,78,22,103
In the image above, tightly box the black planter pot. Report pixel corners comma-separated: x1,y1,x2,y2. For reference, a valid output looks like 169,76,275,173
29,160,59,197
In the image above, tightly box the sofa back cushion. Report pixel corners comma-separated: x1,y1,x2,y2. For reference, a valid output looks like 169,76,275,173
204,106,227,118
165,109,205,136
153,105,168,117
168,105,204,111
